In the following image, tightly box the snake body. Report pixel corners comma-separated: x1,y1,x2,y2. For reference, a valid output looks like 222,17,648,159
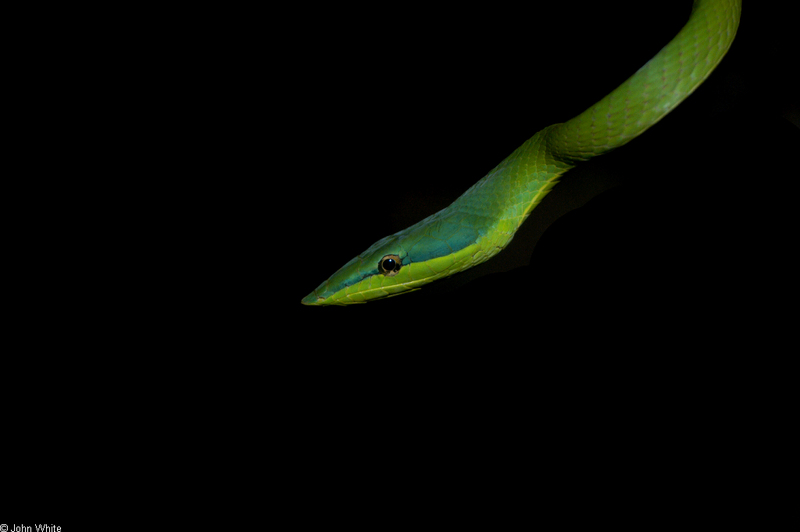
302,0,742,306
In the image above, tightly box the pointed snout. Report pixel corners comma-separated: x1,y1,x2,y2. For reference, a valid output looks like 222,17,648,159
301,290,323,306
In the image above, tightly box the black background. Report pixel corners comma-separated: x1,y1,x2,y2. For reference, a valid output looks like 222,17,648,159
10,1,795,513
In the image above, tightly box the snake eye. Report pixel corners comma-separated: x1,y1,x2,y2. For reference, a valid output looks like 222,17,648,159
379,254,402,276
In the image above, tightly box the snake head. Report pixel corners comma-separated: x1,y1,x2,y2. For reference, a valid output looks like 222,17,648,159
301,211,487,305
300,234,410,306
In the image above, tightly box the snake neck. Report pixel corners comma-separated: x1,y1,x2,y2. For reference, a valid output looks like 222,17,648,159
445,0,742,256
445,126,575,255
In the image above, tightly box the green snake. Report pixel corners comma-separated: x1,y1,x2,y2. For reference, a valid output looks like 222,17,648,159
302,0,742,306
